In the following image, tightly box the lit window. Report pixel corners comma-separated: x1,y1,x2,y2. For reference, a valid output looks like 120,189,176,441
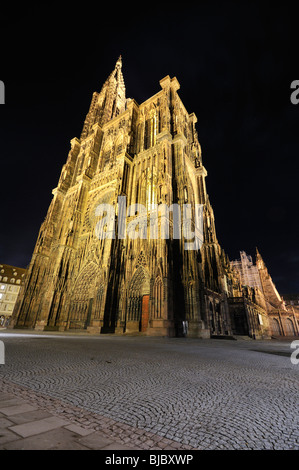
0,293,2,299
0,285,5,290
146,181,156,212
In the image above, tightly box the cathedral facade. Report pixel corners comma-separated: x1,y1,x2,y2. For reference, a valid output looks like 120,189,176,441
11,58,295,339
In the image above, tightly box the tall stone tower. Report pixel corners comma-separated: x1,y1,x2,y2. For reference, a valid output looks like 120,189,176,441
11,58,240,337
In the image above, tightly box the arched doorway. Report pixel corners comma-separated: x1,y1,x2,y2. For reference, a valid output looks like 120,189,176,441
209,301,215,333
285,318,295,336
68,263,103,329
271,317,282,336
126,267,150,332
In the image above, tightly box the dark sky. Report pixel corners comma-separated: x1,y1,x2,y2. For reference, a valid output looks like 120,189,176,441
1,1,299,294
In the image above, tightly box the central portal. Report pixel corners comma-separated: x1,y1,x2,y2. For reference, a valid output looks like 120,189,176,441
126,267,150,333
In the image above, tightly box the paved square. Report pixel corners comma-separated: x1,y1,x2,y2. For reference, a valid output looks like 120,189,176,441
0,331,298,450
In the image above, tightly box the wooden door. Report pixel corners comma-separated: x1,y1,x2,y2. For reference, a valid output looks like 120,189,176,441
140,295,149,332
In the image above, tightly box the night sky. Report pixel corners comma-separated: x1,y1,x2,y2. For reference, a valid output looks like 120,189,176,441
1,2,299,295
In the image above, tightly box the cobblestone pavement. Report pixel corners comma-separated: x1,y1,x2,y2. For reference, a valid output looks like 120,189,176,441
0,330,298,450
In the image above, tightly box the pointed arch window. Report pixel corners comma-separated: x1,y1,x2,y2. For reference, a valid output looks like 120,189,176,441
101,142,113,170
153,275,163,319
144,114,157,150
144,119,151,150
146,179,156,212
285,318,295,336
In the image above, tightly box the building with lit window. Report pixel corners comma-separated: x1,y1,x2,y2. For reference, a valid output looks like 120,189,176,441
0,265,26,327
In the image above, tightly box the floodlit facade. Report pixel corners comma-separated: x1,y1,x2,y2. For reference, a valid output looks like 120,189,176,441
10,58,298,338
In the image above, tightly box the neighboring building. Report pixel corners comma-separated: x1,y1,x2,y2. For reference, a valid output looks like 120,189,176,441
232,250,299,338
231,251,262,291
0,264,26,327
9,58,293,339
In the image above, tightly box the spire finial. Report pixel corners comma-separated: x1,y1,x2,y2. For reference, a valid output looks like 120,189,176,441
116,55,122,69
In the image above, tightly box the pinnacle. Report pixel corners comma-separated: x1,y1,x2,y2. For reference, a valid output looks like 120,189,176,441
115,55,122,69
255,246,261,256
255,247,263,262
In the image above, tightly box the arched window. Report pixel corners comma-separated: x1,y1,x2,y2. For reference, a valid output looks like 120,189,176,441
285,318,295,336
153,275,163,319
115,134,124,156
146,179,156,212
144,112,157,150
101,141,113,170
136,122,144,153
271,318,282,336
146,167,157,212
144,119,152,149
103,148,111,168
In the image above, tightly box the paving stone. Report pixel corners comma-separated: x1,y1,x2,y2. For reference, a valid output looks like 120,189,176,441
9,416,70,438
8,409,52,425
3,427,89,450
77,432,119,450
0,398,24,408
100,442,137,450
0,404,38,416
64,423,95,436
0,416,14,428
0,394,17,401
0,427,22,445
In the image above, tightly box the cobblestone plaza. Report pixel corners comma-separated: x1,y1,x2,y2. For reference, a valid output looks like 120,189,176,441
0,331,298,450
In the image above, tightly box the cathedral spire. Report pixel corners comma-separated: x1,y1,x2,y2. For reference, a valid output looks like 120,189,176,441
255,247,262,261
99,55,126,124
116,55,122,69
81,57,126,137
103,55,125,91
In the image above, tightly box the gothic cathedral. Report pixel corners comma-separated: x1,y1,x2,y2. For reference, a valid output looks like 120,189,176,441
11,57,276,338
